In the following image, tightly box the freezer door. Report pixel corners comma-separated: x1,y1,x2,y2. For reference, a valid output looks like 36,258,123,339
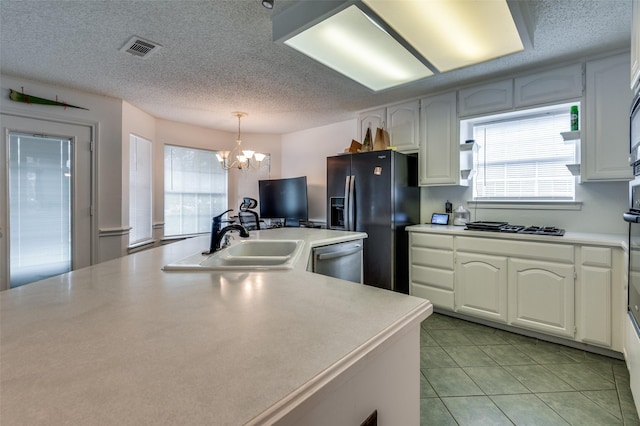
326,154,352,230
351,151,394,290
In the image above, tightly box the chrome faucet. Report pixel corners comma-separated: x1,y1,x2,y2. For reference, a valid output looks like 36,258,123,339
207,209,250,254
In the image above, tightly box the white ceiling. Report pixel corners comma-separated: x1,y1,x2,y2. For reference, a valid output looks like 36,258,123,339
0,0,632,134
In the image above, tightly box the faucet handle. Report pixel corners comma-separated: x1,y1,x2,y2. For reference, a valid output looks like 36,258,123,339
213,209,233,222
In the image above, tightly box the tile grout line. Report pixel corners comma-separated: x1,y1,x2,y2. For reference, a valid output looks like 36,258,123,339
420,314,637,426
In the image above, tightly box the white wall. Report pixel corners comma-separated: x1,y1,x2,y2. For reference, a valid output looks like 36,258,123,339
1,70,629,271
420,181,629,235
156,119,283,216
281,119,358,223
0,75,286,266
0,74,125,263
122,101,157,241
280,116,628,235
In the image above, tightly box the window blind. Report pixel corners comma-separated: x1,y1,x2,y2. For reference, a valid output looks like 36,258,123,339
9,133,72,286
164,145,228,236
473,110,576,200
129,135,153,245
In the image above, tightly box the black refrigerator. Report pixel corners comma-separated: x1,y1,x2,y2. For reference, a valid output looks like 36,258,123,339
326,150,420,293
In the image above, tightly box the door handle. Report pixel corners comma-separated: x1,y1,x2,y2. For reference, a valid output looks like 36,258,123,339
316,244,362,261
344,175,351,230
348,175,355,231
625,212,640,223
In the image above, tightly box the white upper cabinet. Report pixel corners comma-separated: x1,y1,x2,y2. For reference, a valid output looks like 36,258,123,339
386,100,420,153
631,0,640,91
419,92,458,186
514,63,584,107
583,53,634,181
358,107,386,145
458,79,513,117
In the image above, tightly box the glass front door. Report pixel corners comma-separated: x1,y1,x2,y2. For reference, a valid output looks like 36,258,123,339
1,114,93,290
9,133,72,286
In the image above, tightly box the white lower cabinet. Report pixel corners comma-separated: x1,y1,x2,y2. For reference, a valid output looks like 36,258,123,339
576,246,627,347
508,258,575,338
456,252,508,322
409,233,454,309
409,230,624,352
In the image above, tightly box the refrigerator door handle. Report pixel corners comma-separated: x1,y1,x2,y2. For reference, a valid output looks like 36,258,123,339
348,175,356,231
344,175,351,230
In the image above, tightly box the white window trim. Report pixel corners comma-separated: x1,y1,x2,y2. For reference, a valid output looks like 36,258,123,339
129,134,153,246
164,144,228,237
462,102,580,203
467,200,583,211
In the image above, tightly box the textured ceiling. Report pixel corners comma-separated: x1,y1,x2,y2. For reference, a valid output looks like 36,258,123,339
0,0,632,134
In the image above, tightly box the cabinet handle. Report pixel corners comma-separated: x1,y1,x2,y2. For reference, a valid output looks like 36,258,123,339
316,244,362,261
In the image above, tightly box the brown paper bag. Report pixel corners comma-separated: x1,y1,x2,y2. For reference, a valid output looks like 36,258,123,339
347,139,362,153
362,127,373,152
373,127,390,151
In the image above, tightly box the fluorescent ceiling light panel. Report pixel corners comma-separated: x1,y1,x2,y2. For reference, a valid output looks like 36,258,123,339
363,0,524,72
284,5,434,91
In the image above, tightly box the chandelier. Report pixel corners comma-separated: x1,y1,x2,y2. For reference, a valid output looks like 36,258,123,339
216,112,267,171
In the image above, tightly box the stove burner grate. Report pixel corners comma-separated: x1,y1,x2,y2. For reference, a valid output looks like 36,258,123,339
465,222,565,236
519,226,565,236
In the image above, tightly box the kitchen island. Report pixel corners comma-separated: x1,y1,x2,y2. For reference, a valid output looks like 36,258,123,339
1,228,432,425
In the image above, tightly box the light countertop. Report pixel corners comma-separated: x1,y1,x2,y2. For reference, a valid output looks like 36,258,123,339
407,224,628,249
0,228,432,425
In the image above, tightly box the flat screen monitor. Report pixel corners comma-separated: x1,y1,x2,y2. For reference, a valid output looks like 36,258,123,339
258,176,308,227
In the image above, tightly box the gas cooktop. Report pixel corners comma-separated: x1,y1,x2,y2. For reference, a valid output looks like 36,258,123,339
465,221,565,236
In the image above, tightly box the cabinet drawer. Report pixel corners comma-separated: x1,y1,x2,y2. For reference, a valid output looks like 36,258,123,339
411,233,454,250
411,247,454,269
411,264,454,290
580,246,612,268
410,282,454,310
456,237,573,263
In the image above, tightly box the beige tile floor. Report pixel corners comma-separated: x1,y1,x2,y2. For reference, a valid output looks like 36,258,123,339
420,313,640,425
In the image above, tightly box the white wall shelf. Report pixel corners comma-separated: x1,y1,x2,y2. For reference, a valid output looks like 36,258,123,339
566,163,581,176
561,130,581,142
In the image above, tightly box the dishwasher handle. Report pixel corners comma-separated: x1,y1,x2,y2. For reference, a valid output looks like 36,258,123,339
315,244,362,261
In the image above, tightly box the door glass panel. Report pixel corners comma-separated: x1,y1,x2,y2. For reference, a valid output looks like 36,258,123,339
9,133,72,287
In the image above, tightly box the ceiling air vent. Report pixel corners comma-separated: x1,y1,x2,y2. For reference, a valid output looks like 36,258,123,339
120,36,161,59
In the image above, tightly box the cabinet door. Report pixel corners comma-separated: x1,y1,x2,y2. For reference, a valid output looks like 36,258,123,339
583,53,634,181
387,100,420,153
359,107,386,144
514,63,583,107
456,252,508,322
578,246,613,347
580,265,612,347
508,258,575,338
419,92,458,186
458,80,513,117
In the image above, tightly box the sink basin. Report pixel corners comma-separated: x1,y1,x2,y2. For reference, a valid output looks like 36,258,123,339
162,239,304,271
221,240,301,257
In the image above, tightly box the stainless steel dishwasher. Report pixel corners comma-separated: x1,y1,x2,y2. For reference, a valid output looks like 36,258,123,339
311,239,363,283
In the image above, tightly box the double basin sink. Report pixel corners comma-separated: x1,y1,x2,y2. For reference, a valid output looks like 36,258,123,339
162,239,305,271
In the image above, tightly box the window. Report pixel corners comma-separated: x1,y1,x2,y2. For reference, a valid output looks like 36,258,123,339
463,103,578,201
164,145,227,236
129,135,153,245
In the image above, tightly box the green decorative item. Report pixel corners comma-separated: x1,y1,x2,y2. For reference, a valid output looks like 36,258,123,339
9,88,88,110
